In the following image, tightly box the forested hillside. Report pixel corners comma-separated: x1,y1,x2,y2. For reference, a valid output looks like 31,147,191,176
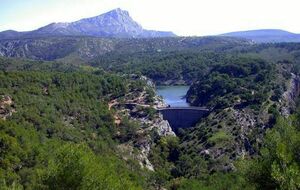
0,37,300,189
0,36,249,64
0,71,150,189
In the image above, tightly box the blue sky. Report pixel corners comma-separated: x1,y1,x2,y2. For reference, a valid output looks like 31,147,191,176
1,0,300,36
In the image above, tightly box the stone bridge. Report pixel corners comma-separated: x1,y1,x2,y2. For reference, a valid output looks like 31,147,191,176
157,107,210,130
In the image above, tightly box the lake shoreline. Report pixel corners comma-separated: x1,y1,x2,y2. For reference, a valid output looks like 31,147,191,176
156,85,191,107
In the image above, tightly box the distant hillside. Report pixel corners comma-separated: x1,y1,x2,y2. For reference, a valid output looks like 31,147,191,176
0,36,250,62
221,29,300,43
0,8,175,39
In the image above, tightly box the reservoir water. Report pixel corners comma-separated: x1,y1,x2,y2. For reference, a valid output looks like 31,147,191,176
156,86,190,107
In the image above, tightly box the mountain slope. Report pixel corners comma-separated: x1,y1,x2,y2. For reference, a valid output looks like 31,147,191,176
0,8,175,39
0,36,250,62
221,29,300,43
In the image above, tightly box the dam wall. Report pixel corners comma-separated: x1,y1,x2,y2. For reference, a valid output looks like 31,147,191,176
158,107,209,130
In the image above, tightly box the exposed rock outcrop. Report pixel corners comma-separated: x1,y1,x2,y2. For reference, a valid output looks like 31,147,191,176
117,105,175,171
281,73,300,117
0,95,16,120
112,76,175,171
154,116,175,136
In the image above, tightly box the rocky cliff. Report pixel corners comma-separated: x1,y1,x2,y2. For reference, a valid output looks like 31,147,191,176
0,8,175,39
280,73,300,116
111,75,175,170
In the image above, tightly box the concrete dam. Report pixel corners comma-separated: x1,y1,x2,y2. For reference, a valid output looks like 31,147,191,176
157,107,210,130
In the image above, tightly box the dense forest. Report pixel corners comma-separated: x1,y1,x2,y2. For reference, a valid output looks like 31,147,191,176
0,71,150,189
0,37,300,189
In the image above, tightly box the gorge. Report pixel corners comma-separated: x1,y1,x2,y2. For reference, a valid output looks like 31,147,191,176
1,6,300,189
156,85,209,130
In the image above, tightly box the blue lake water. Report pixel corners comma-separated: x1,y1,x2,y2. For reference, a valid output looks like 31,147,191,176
156,86,190,107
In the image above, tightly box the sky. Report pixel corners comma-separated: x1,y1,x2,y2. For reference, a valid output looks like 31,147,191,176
0,0,300,36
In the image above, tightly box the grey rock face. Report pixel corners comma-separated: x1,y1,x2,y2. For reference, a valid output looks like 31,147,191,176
281,73,300,117
155,115,176,136
0,8,176,39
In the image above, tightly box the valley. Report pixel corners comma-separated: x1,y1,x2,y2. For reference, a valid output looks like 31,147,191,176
0,7,299,190
1,36,300,189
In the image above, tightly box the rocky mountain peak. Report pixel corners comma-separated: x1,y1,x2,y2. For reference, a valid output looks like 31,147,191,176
0,8,176,39
106,8,130,17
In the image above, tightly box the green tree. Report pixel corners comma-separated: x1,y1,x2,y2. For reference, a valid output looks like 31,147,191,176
38,143,142,190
